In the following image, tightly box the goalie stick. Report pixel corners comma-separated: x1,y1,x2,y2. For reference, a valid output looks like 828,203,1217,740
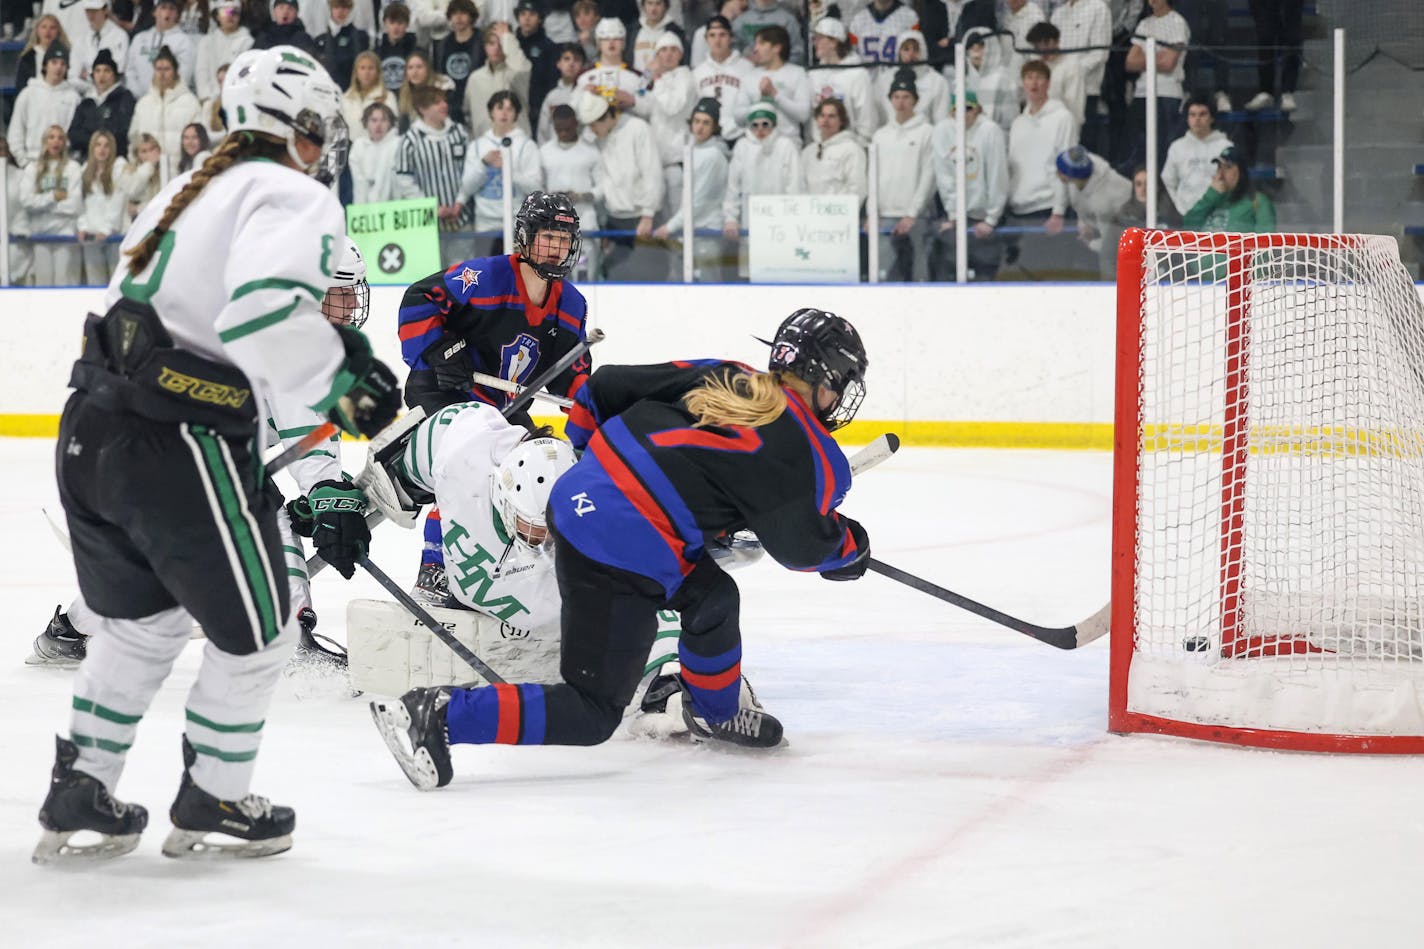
866,559,1111,650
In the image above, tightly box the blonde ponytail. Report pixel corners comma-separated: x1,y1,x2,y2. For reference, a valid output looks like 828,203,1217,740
684,370,788,429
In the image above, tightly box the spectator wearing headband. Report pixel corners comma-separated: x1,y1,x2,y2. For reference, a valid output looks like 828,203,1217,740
807,16,876,146
736,25,810,146
655,97,732,281
929,89,1008,282
576,91,665,280
690,13,753,142
871,68,935,281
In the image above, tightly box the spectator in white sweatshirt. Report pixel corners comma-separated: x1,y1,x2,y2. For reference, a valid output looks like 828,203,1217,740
576,92,666,281
929,89,1009,281
952,27,1017,133
691,14,754,143
807,16,876,145
1026,21,1088,139
1007,59,1076,226
194,0,252,102
459,89,545,254
1053,144,1131,253
872,31,949,127
635,32,696,215
576,19,642,111
736,25,810,146
70,0,131,93
537,43,589,145
76,128,128,284
1161,96,1231,217
125,0,196,97
539,104,602,275
654,97,731,281
21,125,84,285
871,69,935,281
127,46,203,163
1,135,33,283
349,102,401,203
8,44,82,166
722,100,801,238
802,97,867,199
631,0,686,74
464,22,534,140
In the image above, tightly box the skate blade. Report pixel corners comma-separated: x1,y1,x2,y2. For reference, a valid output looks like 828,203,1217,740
160,828,292,860
24,654,80,668
369,700,441,791
32,828,142,864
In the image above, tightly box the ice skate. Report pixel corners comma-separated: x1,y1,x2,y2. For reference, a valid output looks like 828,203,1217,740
410,562,458,610
26,606,88,667
681,676,784,749
291,606,349,670
33,735,148,864
161,737,295,859
369,687,453,790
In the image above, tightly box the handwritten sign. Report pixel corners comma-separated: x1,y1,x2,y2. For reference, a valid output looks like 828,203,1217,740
748,194,860,283
346,198,441,285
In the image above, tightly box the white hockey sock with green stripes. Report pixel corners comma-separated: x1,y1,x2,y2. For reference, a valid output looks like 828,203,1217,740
644,610,683,679
184,616,299,801
69,603,195,791
276,504,312,615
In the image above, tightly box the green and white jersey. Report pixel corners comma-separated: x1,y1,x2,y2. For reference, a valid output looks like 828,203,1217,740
261,389,342,495
105,160,351,419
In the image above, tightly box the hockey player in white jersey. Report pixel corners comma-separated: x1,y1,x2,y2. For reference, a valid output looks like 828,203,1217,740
33,46,400,865
28,237,374,671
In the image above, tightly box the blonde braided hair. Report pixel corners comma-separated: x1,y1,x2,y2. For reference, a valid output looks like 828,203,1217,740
125,132,286,275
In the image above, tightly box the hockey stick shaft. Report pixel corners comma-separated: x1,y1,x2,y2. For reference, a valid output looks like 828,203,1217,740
866,558,1111,651
471,371,574,408
356,555,507,684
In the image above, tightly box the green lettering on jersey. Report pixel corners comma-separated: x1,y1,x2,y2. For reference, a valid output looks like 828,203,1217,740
118,229,177,304
319,234,335,278
444,520,532,622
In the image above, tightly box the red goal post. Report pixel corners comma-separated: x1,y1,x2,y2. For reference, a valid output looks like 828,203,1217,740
1110,228,1424,753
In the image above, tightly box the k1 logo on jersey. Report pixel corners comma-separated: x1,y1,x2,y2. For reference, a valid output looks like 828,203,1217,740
500,333,541,384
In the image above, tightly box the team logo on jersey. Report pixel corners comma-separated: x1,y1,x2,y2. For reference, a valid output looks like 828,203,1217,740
571,492,596,517
456,266,481,291
500,333,541,384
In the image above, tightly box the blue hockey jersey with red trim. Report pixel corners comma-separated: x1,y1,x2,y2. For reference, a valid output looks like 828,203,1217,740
397,254,589,414
550,360,863,598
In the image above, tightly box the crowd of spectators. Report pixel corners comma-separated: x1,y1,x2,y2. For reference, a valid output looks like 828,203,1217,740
1,0,1298,285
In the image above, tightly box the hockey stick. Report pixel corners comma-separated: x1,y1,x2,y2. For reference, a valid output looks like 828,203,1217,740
471,371,574,409
866,558,1111,650
266,421,340,477
356,555,507,684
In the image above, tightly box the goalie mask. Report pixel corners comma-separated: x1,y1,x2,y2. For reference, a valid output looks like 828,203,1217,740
322,237,371,328
492,436,577,549
763,308,868,432
221,46,349,184
513,191,582,280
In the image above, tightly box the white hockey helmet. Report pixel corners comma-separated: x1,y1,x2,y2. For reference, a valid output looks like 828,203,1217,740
322,237,371,328
221,46,349,183
492,437,577,549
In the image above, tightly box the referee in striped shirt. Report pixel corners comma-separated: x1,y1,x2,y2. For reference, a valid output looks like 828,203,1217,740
396,85,473,262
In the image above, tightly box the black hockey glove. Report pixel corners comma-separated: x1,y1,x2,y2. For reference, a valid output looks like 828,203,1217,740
821,518,870,582
307,479,371,579
329,325,401,438
421,332,476,392
285,495,317,538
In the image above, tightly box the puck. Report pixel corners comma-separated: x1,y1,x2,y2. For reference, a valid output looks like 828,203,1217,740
1182,635,1211,653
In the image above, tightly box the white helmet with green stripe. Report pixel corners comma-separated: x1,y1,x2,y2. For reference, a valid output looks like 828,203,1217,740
222,46,349,184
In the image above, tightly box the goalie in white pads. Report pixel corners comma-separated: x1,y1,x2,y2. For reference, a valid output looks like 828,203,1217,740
28,236,373,671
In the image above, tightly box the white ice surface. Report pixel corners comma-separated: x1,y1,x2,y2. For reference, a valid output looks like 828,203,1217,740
2,439,1421,948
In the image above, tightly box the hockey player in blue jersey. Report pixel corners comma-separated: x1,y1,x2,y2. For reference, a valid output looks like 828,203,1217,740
371,308,872,789
396,190,591,608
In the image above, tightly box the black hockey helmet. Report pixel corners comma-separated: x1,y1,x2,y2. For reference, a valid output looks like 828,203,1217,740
763,308,868,431
514,191,582,280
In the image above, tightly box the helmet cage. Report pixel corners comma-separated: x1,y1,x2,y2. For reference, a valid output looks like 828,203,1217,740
767,309,868,432
514,192,582,280
321,282,370,328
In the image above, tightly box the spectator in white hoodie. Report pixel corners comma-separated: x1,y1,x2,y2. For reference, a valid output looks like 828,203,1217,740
871,69,935,281
539,104,602,275
577,18,642,111
873,31,949,127
459,89,545,255
736,25,810,146
802,97,867,199
635,31,696,215
807,16,876,146
1053,144,1131,254
631,0,686,74
350,102,401,203
1007,59,1076,228
722,100,801,244
70,0,131,93
125,0,196,97
76,128,128,284
690,14,753,143
576,92,666,281
464,22,534,140
194,0,253,102
929,89,1009,282
9,44,82,166
127,46,203,163
1160,95,1229,217
21,125,84,285
949,27,1017,133
654,97,730,281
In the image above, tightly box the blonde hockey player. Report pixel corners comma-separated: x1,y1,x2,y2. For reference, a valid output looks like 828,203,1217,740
29,238,374,671
33,46,400,865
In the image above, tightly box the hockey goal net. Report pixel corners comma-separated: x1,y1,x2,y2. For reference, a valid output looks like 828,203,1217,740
1110,228,1424,752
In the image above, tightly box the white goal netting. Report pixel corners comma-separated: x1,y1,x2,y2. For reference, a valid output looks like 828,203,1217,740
1123,231,1424,739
